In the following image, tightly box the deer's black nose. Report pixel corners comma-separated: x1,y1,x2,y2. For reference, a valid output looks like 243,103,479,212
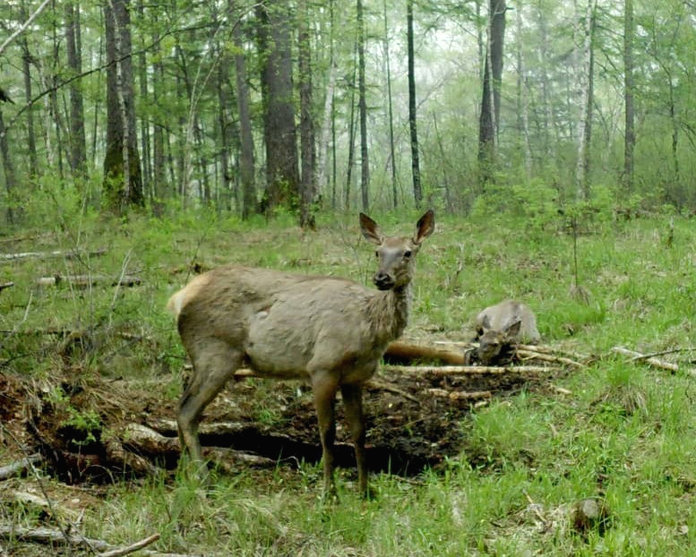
373,272,394,290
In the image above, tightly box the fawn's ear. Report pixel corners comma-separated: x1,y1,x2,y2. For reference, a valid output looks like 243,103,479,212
360,213,383,245
480,314,491,330
413,209,435,244
503,319,522,339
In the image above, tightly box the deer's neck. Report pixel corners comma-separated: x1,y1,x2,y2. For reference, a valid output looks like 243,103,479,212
368,284,411,344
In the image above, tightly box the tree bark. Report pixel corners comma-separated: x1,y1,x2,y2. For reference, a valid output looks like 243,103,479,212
256,0,299,214
298,0,316,229
574,0,596,201
103,0,143,212
0,109,18,224
19,1,38,179
357,0,370,212
407,0,422,207
232,17,256,219
65,0,87,179
623,0,635,193
384,0,398,208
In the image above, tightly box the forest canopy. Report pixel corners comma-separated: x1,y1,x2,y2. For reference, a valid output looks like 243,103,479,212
0,0,694,225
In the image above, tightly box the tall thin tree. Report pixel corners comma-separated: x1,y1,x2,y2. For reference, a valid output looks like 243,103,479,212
357,0,369,211
623,0,635,192
407,0,422,207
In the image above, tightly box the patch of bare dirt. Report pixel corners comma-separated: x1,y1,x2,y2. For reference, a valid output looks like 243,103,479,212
0,341,572,485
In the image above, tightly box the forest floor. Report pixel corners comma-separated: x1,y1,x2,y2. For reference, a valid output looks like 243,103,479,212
1,210,695,556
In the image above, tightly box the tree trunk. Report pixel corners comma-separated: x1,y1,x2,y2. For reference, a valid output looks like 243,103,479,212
345,40,358,210
407,0,422,207
136,0,151,197
478,0,506,189
515,2,532,176
574,0,596,201
316,0,336,204
65,0,87,180
151,12,166,214
232,18,256,219
0,109,18,224
384,0,398,208
103,0,143,212
256,0,299,214
19,1,38,179
623,0,635,193
357,0,369,212
298,0,315,229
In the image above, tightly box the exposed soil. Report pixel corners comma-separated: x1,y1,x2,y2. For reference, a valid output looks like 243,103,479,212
0,342,568,485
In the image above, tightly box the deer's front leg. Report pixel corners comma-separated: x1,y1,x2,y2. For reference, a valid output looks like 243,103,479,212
341,383,369,497
312,372,339,497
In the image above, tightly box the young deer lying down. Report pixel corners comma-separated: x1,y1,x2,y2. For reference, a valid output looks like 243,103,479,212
167,210,434,496
475,299,540,365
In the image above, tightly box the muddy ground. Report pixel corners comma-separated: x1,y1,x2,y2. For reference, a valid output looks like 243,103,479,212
0,343,569,486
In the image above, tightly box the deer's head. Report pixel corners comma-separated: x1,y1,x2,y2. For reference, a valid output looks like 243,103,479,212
360,210,434,291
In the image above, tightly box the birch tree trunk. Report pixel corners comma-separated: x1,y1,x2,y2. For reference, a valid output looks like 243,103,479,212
316,0,336,202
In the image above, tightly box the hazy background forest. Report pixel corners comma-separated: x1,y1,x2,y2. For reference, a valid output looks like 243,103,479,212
1,0,694,225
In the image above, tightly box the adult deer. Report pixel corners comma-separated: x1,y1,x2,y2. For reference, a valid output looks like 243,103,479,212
167,210,434,496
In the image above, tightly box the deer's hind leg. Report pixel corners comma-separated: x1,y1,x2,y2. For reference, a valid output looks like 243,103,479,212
178,338,242,464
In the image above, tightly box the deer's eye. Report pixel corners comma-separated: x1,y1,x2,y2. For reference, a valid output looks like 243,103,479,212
403,250,412,258
375,250,379,258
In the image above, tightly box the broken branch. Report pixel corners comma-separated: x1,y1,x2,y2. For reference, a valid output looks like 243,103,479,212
382,364,556,376
612,346,680,373
0,454,42,481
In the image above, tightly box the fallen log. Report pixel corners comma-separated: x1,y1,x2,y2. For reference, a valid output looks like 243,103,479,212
384,340,468,365
0,248,106,264
0,281,13,293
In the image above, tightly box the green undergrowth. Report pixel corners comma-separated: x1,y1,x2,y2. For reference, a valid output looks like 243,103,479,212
1,207,695,555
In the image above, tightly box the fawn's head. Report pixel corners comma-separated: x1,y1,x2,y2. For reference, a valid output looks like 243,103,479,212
476,317,521,364
360,210,434,291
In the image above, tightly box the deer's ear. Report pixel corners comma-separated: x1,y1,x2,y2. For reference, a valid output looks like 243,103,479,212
480,314,491,330
360,213,383,245
504,319,522,339
413,209,435,244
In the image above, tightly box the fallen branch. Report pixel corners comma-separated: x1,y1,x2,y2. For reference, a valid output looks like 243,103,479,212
0,525,114,552
383,364,557,376
36,274,141,287
0,281,13,292
97,533,160,557
427,388,492,402
2,489,80,521
612,346,681,373
366,378,420,403
0,454,42,480
516,348,584,369
0,248,106,264
0,526,193,557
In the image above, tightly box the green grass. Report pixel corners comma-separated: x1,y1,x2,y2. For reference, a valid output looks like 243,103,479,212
1,208,696,555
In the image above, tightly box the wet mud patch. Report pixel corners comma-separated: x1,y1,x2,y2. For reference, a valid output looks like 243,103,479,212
1,353,563,484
